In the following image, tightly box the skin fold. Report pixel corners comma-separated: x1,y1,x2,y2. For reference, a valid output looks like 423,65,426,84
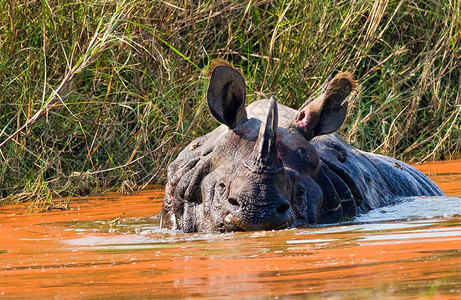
160,61,444,233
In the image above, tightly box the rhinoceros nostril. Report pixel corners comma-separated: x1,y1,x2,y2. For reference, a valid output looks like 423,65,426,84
228,197,240,208
276,201,290,214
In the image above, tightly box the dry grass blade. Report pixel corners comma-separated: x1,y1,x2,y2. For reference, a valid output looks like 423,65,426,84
0,1,133,149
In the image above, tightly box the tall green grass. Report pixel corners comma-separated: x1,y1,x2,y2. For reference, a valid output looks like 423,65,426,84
1,0,460,204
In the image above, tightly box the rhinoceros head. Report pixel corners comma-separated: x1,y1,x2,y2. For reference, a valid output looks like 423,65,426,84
160,60,356,232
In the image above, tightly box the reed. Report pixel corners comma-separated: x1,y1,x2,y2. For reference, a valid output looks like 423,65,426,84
1,0,460,204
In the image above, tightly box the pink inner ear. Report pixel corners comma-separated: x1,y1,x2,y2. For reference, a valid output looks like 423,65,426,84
298,111,306,120
296,111,307,127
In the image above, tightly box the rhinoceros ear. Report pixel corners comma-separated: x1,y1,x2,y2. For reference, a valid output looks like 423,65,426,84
207,59,248,129
294,72,357,140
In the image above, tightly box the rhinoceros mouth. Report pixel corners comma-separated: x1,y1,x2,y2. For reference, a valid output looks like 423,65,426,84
223,213,244,232
223,212,290,232
274,222,290,230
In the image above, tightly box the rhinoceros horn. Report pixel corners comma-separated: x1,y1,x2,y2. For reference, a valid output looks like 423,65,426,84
243,96,283,174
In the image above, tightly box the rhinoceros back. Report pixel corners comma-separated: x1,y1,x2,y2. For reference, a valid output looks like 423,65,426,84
311,134,444,212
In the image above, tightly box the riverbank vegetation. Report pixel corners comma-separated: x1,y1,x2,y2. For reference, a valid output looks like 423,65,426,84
1,0,460,204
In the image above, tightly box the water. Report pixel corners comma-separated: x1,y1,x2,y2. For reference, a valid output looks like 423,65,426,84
1,161,461,298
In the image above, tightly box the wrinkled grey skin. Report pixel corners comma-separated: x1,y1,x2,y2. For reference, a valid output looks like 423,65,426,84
160,62,443,233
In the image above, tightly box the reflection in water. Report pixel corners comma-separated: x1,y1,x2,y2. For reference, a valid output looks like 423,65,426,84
0,161,461,298
354,196,461,223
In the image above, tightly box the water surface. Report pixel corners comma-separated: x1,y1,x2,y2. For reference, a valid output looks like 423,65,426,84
1,160,461,298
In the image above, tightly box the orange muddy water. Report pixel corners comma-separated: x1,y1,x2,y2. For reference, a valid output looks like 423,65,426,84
1,161,461,298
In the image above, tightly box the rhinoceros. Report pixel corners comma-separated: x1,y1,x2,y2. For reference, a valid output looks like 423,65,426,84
159,60,443,232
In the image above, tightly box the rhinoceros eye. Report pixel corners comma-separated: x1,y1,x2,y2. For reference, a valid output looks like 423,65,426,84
218,182,226,192
217,182,228,197
296,185,305,198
